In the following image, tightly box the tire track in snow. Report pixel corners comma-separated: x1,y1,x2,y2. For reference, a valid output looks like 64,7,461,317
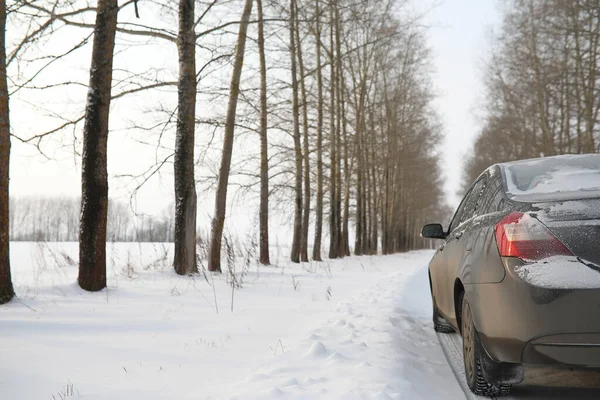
228,252,463,399
437,332,481,400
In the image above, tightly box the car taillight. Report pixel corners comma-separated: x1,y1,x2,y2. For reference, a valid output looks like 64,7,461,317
494,212,572,261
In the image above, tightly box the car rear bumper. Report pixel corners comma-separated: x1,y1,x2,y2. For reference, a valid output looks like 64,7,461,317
465,258,600,367
524,334,600,367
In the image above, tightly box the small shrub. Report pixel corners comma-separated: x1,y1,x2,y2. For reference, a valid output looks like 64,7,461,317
52,382,77,399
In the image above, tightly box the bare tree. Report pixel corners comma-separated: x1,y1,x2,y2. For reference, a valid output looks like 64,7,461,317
0,0,14,304
5,0,446,269
464,0,600,186
6,196,172,243
208,0,254,272
173,0,198,275
293,4,311,262
333,0,344,257
288,0,303,263
311,0,324,262
78,0,119,292
327,0,339,259
257,0,270,265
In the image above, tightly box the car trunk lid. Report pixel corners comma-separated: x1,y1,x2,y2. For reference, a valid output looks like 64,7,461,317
534,199,600,265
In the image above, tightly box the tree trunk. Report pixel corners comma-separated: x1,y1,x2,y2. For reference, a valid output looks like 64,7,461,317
295,8,310,263
312,0,324,262
334,1,344,256
354,136,363,256
364,141,372,253
289,0,303,263
208,0,253,272
327,0,338,259
0,0,14,304
257,0,270,265
353,79,368,255
173,0,198,276
340,98,351,257
582,7,598,153
361,143,368,252
78,0,118,292
527,7,554,157
381,160,389,255
369,113,378,254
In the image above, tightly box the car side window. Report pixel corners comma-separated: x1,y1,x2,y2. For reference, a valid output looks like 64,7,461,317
479,175,503,215
460,177,487,224
470,177,488,219
448,187,472,234
448,176,487,232
448,176,486,233
497,196,507,212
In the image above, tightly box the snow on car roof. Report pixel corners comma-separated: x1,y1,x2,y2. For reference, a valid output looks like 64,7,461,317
501,154,600,202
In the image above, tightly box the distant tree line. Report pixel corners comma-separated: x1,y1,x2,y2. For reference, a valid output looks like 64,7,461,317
0,0,447,303
8,197,174,243
464,0,600,190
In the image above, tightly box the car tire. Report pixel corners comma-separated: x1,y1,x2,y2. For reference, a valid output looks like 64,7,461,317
461,294,512,397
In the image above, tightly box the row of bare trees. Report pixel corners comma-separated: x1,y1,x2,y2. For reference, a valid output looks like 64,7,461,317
464,0,600,188
8,197,173,242
275,0,446,259
0,0,446,303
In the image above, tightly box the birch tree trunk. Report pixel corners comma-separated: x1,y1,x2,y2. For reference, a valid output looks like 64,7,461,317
257,0,270,265
173,0,198,275
311,0,324,262
78,0,118,292
289,0,303,263
208,0,253,272
295,8,310,263
0,0,14,304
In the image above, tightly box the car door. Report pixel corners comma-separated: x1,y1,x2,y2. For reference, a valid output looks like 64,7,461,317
431,185,471,318
437,176,487,319
461,172,508,284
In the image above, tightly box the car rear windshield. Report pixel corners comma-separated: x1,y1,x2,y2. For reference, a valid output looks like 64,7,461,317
503,154,600,202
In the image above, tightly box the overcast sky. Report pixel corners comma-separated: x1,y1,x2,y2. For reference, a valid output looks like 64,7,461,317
8,0,503,216
425,0,502,207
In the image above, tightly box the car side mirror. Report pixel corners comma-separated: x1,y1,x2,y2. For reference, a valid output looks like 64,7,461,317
421,223,447,240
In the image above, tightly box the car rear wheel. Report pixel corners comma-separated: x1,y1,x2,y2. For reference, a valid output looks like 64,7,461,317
461,294,512,397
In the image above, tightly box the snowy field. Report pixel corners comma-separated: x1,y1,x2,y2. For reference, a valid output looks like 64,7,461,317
0,244,462,399
5,243,600,399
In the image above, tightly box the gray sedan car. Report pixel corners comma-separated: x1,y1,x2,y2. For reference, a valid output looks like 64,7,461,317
422,154,600,397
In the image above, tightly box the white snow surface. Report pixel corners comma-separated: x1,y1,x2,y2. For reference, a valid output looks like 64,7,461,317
514,256,600,289
1,243,462,399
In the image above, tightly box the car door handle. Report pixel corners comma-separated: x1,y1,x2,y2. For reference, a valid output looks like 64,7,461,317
455,231,464,240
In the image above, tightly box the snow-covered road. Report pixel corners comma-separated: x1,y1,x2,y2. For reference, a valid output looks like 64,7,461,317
6,245,460,399
227,252,464,399
228,250,600,400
